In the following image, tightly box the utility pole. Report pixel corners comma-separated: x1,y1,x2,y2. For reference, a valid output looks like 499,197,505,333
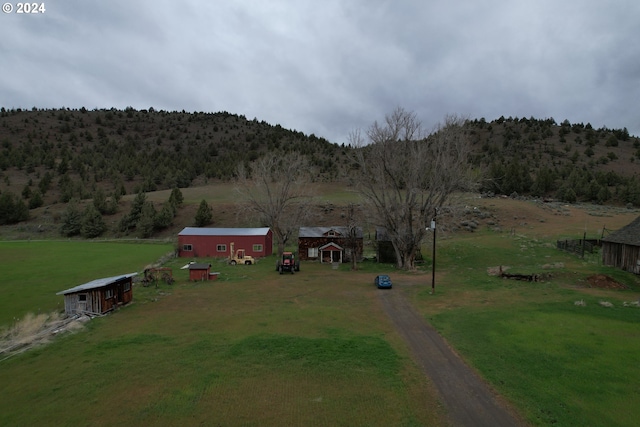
431,208,437,294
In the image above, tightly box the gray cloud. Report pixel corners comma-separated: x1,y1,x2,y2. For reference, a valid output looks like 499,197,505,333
2,0,639,143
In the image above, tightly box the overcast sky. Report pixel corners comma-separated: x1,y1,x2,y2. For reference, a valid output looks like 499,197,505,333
2,0,639,143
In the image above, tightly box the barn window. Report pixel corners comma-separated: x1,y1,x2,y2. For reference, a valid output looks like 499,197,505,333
183,244,193,251
308,247,318,257
217,244,227,252
253,244,263,252
124,282,131,292
78,294,87,302
105,289,113,299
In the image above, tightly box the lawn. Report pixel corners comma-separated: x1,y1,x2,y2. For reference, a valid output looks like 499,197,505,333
2,217,640,426
412,230,640,426
0,252,442,426
0,241,174,327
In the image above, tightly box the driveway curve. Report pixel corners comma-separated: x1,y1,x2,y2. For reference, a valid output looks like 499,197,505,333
378,288,527,426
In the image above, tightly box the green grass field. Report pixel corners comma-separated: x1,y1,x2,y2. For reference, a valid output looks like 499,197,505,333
414,231,640,426
0,252,442,426
1,227,640,426
0,241,174,327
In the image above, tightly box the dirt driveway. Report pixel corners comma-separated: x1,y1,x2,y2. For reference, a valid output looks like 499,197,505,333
378,288,527,426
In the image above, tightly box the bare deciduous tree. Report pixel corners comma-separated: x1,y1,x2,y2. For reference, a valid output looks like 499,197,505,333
344,203,362,271
236,152,314,257
350,107,476,270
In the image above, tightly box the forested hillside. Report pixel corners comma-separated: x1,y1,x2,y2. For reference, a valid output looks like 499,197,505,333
1,107,639,237
468,116,640,204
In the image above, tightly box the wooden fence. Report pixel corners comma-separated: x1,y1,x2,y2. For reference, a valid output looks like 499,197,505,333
556,239,600,257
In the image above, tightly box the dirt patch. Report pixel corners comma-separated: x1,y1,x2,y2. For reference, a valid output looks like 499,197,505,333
0,312,88,361
586,274,628,290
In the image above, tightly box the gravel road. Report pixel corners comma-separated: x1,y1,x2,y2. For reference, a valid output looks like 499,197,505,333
378,288,527,426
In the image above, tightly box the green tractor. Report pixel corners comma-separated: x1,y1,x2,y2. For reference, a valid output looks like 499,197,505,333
276,251,300,274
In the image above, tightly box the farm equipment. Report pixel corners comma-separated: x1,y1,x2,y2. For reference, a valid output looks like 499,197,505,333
142,267,174,287
276,252,300,274
228,242,255,265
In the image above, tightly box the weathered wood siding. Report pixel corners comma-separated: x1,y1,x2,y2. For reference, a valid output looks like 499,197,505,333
602,241,640,274
62,277,133,316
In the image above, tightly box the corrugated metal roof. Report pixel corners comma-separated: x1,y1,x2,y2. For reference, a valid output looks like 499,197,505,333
602,216,640,245
299,226,363,238
178,227,271,236
56,273,138,295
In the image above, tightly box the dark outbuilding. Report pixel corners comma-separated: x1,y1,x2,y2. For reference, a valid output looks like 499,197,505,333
602,216,640,274
56,273,137,316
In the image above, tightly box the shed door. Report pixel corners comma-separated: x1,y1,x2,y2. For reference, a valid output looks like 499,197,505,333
77,293,87,313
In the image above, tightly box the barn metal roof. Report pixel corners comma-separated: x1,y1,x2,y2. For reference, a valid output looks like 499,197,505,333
178,227,271,236
56,273,138,295
298,226,363,238
602,216,640,245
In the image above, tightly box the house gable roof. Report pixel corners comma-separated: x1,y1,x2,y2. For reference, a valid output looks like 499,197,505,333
179,227,271,237
56,273,137,295
319,242,344,251
602,216,640,245
299,226,363,238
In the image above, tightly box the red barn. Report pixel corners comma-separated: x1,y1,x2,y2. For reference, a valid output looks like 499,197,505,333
178,227,273,258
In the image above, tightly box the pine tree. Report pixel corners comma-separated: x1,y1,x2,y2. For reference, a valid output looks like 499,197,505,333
0,192,29,224
137,202,157,238
168,187,184,210
154,204,174,230
194,199,213,227
93,187,108,214
28,190,43,209
81,204,107,238
60,202,82,236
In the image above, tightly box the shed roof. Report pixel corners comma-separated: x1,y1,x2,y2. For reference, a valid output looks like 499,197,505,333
602,216,640,245
188,263,211,270
179,227,271,237
299,226,363,238
375,227,390,241
56,273,137,295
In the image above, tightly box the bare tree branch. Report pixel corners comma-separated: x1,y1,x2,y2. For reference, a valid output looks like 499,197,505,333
351,109,477,269
235,152,314,256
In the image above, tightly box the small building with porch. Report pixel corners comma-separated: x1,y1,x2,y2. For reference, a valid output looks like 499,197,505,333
298,226,363,263
56,273,137,316
602,216,640,274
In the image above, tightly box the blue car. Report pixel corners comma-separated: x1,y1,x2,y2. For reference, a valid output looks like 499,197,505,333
374,274,392,289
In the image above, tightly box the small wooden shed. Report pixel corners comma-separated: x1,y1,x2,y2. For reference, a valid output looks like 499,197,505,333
188,263,211,281
56,273,137,316
602,216,640,274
